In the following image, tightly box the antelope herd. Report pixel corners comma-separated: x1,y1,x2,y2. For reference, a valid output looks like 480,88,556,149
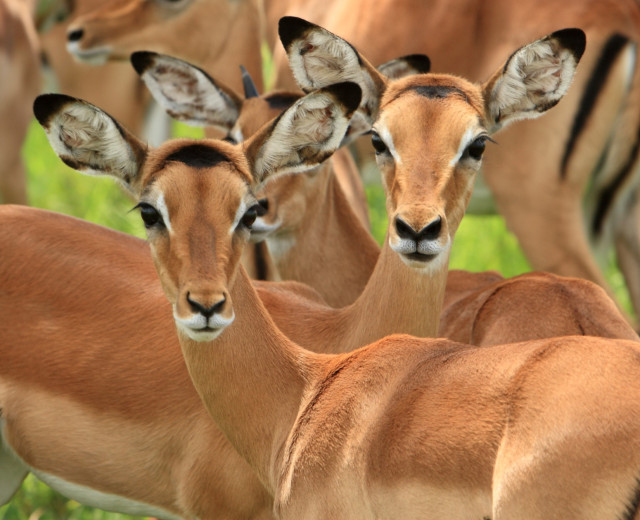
2,1,640,519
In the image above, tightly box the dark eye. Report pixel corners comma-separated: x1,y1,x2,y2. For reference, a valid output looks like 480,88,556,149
136,203,164,229
463,137,487,161
371,131,389,155
240,205,259,230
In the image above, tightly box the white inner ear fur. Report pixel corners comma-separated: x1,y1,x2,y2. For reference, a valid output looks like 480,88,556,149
489,38,577,124
287,30,378,108
253,92,349,180
142,57,239,129
49,104,139,181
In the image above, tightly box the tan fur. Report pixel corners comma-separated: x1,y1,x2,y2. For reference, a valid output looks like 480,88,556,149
271,0,640,323
40,100,640,519
15,49,638,516
66,0,264,95
0,206,273,519
0,0,40,204
440,271,640,345
39,0,150,137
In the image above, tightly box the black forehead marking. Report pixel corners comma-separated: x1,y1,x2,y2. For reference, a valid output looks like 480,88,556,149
405,85,470,104
163,144,231,169
264,92,302,110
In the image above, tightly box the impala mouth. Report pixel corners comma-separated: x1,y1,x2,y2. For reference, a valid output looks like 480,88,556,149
174,310,235,342
249,218,281,243
66,42,112,65
180,324,227,342
403,251,438,263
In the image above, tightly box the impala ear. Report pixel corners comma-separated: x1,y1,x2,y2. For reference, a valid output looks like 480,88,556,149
131,51,243,132
483,28,586,132
339,53,432,145
243,82,362,184
279,16,386,127
377,54,431,79
33,93,148,196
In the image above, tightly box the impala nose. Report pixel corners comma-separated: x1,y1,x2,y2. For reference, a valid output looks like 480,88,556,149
186,293,227,318
395,216,442,242
67,27,84,43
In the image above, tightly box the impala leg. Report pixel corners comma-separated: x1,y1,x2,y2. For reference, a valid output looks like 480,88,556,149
484,154,614,298
0,152,28,205
0,94,31,204
615,188,640,327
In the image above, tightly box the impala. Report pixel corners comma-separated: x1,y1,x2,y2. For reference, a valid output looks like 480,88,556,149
1,83,361,519
63,0,264,95
0,0,40,204
31,33,640,519
268,0,640,323
38,0,152,138
132,38,639,346
131,50,435,304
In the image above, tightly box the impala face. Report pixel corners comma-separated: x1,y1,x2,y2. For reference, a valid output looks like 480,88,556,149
138,141,258,341
279,17,585,275
374,75,488,269
66,0,234,64
35,84,361,342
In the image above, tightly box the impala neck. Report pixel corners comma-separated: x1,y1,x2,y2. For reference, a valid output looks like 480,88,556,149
178,0,263,100
269,164,380,307
340,237,448,348
178,267,314,492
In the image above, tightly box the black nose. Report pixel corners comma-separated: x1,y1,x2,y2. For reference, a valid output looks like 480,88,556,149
67,28,84,43
395,216,442,242
186,293,226,318
256,198,269,216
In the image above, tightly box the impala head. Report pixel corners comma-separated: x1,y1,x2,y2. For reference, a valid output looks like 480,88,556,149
33,84,361,341
65,0,250,66
279,17,585,269
130,49,431,243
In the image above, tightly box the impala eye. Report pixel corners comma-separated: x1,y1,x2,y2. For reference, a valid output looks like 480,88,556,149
136,203,164,229
240,205,259,230
463,136,488,161
371,131,389,155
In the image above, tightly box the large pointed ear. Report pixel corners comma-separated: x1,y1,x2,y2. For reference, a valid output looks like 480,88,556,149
131,51,243,132
279,16,386,127
243,82,362,184
33,93,148,196
339,53,431,144
483,28,586,133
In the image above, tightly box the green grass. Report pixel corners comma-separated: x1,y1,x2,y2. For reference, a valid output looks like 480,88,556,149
2,108,635,519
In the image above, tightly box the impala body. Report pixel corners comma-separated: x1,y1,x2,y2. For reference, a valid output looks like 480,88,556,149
28,33,640,517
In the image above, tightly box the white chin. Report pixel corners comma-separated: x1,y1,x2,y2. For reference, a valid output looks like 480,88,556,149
67,44,111,65
180,325,226,342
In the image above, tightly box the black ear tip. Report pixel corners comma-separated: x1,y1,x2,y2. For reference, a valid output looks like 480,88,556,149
130,51,158,75
551,28,587,62
403,54,431,73
33,93,76,126
328,82,362,114
278,16,316,50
